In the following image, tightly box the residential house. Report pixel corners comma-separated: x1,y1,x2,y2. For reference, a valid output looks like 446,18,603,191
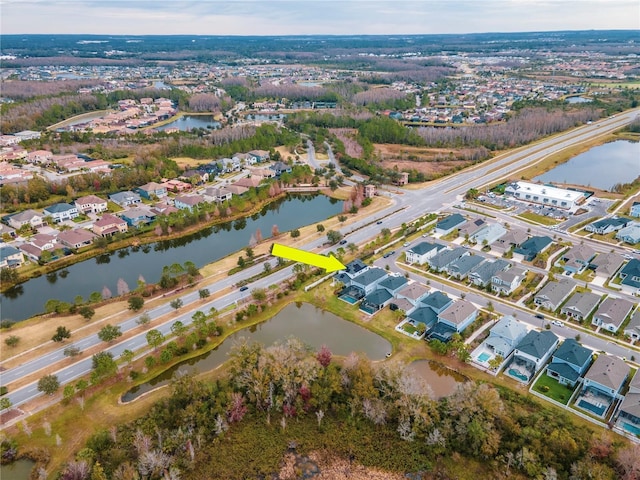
271,161,292,176
161,179,192,193
92,214,128,237
509,330,560,383
420,291,453,314
7,210,44,230
616,222,640,244
482,315,528,359
492,267,528,296
534,280,574,311
630,201,640,218
19,234,63,262
233,152,255,166
136,182,167,200
360,289,394,314
580,354,630,415
0,245,24,269
616,370,640,434
250,167,276,179
407,307,439,331
546,339,593,387
226,185,248,196
405,241,446,265
623,309,640,342
434,213,466,235
364,184,376,198
471,223,507,246
203,186,233,203
43,203,78,223
427,247,470,272
378,275,409,297
469,259,510,288
0,224,16,239
180,170,209,185
334,259,369,284
220,157,240,173
392,283,430,312
233,176,263,189
349,267,388,296
589,252,625,280
248,150,270,163
430,300,478,341
120,208,156,227
446,255,485,280
27,150,53,164
592,297,634,333
75,194,107,214
560,291,601,322
560,244,596,274
513,236,552,262
174,194,206,211
458,218,486,240
585,217,629,235
109,191,142,207
493,228,528,254
56,229,97,249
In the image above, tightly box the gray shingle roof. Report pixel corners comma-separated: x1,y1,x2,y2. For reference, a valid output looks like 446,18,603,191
584,354,630,391
535,280,574,307
436,213,466,231
409,241,445,256
594,297,634,328
552,339,593,367
516,330,559,359
429,247,468,269
351,267,387,287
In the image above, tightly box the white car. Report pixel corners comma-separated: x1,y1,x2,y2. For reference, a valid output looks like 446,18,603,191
551,320,565,327
403,242,410,247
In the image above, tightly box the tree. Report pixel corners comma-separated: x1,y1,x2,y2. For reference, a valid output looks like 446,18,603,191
316,345,332,368
79,306,95,320
263,262,272,273
146,329,164,351
326,230,343,244
89,291,102,303
290,228,301,238
171,321,187,337
63,346,81,358
316,224,325,233
381,227,391,238
37,374,60,395
90,461,108,480
91,352,117,381
136,312,151,326
237,256,246,268
120,349,134,365
98,324,122,343
251,288,267,303
170,298,183,310
4,335,19,347
52,326,71,342
199,288,210,300
0,397,12,410
128,296,144,311
245,247,255,260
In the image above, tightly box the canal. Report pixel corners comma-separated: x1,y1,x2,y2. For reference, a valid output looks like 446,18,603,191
1,194,342,322
122,302,391,402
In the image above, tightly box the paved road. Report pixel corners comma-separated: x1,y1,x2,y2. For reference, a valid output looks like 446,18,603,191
2,110,639,410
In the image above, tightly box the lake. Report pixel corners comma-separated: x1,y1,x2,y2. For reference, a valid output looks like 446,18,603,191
1,194,342,322
122,302,391,402
565,96,592,104
533,140,640,191
0,459,36,480
155,115,221,131
408,360,466,399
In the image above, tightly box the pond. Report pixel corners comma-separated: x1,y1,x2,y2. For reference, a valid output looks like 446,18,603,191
533,140,640,191
122,302,391,402
246,113,287,121
408,360,466,399
0,459,36,480
1,194,342,322
565,96,592,104
155,115,221,131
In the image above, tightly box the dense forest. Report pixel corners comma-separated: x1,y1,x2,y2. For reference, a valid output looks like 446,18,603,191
23,339,639,480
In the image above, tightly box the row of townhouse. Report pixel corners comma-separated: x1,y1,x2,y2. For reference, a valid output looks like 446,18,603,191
473,316,640,428
584,216,640,244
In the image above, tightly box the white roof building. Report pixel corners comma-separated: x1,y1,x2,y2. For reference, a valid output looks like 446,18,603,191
505,182,584,210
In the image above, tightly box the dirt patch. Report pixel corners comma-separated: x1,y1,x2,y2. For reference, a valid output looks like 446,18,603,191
330,129,363,158
380,158,470,176
171,156,206,169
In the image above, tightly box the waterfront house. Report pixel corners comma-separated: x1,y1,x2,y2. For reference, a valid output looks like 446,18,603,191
377,275,409,297
405,241,446,265
546,339,593,387
623,309,640,342
271,161,292,176
429,300,478,341
407,307,439,331
203,186,233,203
174,194,206,211
109,191,141,207
392,282,430,310
491,266,528,296
119,208,156,227
349,267,388,296
560,291,601,322
75,194,108,214
334,259,369,284
585,217,629,235
136,182,167,200
534,280,574,311
482,315,528,359
434,213,466,235
592,297,634,333
513,236,552,262
92,213,128,237
560,244,596,274
7,210,44,230
43,203,78,223
420,291,453,314
56,229,97,249
427,247,469,272
360,289,394,315
0,245,24,269
578,354,630,417
509,330,559,383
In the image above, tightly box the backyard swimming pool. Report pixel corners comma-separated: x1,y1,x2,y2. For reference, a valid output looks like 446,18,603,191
578,399,606,417
339,294,359,304
477,352,491,362
508,369,529,382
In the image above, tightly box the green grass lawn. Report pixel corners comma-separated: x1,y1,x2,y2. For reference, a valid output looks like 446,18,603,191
517,212,560,226
533,373,574,405
402,323,418,334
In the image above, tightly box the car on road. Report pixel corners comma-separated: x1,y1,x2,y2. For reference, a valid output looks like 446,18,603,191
239,286,249,292
403,242,410,247
534,314,544,320
376,220,383,225
422,233,429,237
551,320,565,327
339,239,347,245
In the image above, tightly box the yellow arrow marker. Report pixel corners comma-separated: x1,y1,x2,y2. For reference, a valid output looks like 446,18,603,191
271,243,346,273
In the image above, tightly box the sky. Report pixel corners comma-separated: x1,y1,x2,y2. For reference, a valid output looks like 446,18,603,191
1,0,638,36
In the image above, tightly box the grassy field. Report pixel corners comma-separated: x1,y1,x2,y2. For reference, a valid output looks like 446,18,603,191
532,373,574,405
517,211,560,226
